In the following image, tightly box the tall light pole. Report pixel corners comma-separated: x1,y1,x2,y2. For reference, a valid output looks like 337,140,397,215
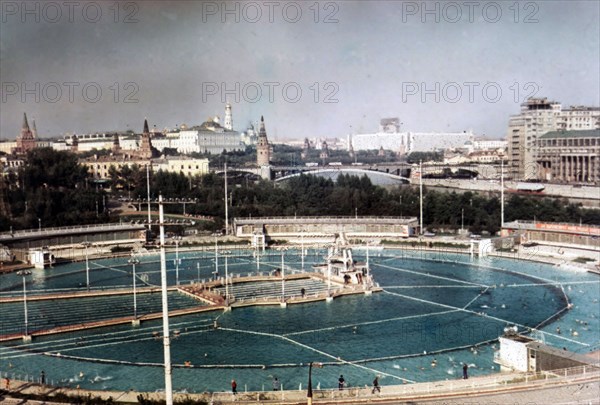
419,160,424,235
301,230,305,271
174,238,180,286
307,362,323,405
81,242,91,291
281,251,285,303
17,270,32,337
224,253,229,306
146,164,152,230
128,257,140,319
215,237,219,278
224,163,229,235
38,218,41,232
158,194,174,404
501,159,505,228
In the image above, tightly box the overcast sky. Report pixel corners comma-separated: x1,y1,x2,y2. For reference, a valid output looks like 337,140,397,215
1,0,599,141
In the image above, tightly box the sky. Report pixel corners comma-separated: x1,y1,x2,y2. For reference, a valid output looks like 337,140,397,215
1,0,599,141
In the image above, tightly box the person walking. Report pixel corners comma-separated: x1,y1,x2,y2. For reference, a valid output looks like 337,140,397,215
463,363,468,379
372,376,381,394
272,377,280,391
338,375,345,390
40,370,46,385
231,379,237,394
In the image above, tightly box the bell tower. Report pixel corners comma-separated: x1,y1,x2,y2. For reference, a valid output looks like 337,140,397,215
224,103,233,130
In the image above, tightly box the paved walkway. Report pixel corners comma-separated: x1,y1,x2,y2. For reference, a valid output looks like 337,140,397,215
3,366,599,404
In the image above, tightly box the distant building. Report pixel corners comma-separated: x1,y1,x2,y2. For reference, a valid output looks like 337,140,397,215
256,116,272,166
81,155,209,181
507,98,600,180
351,118,471,154
14,113,37,154
319,140,330,159
379,117,401,133
224,102,233,131
537,129,600,184
152,105,242,155
138,119,153,159
61,120,155,157
558,106,600,131
240,123,257,146
472,139,507,151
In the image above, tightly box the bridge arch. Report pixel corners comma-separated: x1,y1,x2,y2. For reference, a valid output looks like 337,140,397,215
274,168,410,183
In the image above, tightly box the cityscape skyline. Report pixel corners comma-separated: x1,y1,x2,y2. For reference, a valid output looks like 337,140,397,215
1,1,599,140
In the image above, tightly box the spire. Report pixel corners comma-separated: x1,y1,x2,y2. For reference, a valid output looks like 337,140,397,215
259,116,267,137
31,119,38,138
22,113,30,131
143,118,149,134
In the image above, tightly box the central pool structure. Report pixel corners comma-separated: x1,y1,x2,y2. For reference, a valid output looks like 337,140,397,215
0,247,598,394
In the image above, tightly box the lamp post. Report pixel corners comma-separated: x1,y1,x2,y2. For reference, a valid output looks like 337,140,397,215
174,237,181,286
128,257,140,319
300,230,305,271
307,362,323,405
38,218,41,232
81,242,92,291
17,270,32,337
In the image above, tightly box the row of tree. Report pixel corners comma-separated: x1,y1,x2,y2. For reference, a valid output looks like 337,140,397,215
1,149,598,234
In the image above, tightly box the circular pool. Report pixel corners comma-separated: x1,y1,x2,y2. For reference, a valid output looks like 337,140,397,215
1,248,598,393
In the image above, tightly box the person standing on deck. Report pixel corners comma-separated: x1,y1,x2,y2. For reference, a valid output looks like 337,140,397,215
372,376,381,394
338,375,345,390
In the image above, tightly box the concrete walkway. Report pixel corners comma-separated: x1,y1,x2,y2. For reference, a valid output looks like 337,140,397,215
3,366,599,404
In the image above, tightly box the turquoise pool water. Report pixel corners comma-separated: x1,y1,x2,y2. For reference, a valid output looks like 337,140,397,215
0,248,598,393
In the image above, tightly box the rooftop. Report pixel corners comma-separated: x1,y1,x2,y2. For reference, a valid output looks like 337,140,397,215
540,129,600,139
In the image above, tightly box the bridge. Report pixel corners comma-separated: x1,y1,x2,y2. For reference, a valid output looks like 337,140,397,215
274,168,410,183
215,163,503,183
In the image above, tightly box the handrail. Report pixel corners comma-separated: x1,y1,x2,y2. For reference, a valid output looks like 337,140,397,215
0,223,146,238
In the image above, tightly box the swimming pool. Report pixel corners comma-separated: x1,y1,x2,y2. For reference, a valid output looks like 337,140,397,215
1,248,598,393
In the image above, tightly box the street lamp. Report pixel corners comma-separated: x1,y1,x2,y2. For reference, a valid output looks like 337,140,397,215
307,361,323,405
81,242,92,291
174,237,181,285
38,218,41,232
128,257,140,319
17,270,32,337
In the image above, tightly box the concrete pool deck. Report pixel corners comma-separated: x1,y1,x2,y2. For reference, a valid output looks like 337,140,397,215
2,363,599,404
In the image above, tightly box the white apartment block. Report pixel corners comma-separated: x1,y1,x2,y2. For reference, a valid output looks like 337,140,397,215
558,106,600,130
